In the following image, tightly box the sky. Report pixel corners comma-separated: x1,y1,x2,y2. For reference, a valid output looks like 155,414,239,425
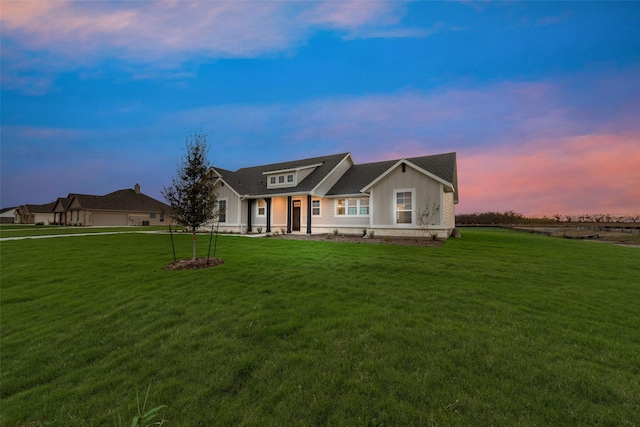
1,0,639,217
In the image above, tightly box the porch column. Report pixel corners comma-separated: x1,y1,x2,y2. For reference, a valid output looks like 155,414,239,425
286,196,292,233
265,198,272,233
306,195,312,234
247,199,253,233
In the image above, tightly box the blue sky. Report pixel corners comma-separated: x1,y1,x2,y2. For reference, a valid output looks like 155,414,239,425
2,1,639,216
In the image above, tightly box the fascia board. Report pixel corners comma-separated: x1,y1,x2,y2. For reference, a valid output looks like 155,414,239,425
249,191,310,199
323,193,368,199
262,162,324,175
360,159,454,193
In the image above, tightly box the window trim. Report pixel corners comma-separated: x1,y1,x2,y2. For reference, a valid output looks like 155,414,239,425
217,198,228,223
256,199,266,217
311,199,321,216
335,197,370,217
393,188,414,226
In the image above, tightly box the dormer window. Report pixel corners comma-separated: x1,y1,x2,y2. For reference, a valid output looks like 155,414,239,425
264,162,322,189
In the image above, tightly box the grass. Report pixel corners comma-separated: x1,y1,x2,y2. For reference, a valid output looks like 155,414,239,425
1,228,639,426
0,224,170,239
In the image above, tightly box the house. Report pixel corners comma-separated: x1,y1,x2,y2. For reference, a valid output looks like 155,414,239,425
16,184,170,226
1,207,17,224
52,184,169,226
208,151,458,239
14,202,56,224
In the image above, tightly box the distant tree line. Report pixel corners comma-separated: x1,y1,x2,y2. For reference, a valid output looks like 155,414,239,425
456,211,640,225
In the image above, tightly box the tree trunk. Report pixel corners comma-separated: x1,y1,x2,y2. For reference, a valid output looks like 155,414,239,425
192,230,197,261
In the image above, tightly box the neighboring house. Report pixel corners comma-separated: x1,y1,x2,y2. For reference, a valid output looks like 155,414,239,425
14,202,56,224
0,207,17,223
16,184,170,226
208,151,458,238
53,184,169,226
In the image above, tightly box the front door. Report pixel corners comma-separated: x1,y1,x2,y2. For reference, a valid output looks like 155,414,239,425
292,200,301,231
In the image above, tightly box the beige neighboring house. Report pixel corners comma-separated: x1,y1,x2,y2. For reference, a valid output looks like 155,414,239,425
209,151,459,239
14,202,56,224
15,184,170,226
52,184,170,226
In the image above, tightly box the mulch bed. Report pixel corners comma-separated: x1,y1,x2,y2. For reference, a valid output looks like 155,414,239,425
269,233,443,246
166,257,225,271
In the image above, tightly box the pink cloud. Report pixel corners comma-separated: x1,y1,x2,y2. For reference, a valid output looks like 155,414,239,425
458,132,640,216
1,1,421,64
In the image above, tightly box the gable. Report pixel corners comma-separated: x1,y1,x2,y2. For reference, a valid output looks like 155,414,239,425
327,152,457,203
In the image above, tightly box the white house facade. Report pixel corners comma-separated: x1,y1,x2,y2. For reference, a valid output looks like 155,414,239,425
208,152,459,239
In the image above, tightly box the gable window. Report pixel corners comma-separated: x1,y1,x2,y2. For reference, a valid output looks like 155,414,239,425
270,177,276,185
257,199,266,216
278,175,285,184
312,199,321,216
394,190,413,224
336,198,369,216
218,199,227,223
287,174,294,183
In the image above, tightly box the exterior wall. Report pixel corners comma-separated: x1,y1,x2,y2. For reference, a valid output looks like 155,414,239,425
214,183,242,232
443,191,455,229
370,165,441,227
313,155,352,196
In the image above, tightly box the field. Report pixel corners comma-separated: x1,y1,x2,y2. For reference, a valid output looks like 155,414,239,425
1,227,639,426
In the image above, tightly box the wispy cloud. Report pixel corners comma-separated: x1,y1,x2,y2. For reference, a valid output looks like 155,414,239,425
1,0,426,93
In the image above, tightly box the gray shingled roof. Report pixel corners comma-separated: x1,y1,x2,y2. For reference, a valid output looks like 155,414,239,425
216,151,458,202
327,152,458,202
24,201,57,213
72,189,169,212
215,153,351,196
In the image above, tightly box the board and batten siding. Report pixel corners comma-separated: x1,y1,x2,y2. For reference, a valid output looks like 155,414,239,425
214,183,240,227
370,164,441,227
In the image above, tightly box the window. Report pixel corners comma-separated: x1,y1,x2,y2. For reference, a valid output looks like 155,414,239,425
218,199,227,223
336,198,369,216
395,190,413,224
257,199,266,216
359,198,369,215
266,172,297,188
160,213,164,222
312,200,320,216
150,213,156,219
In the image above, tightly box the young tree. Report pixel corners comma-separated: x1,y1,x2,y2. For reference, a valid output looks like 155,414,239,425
416,199,441,240
162,131,217,261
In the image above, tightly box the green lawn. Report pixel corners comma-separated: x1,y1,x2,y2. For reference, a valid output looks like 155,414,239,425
1,229,639,426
